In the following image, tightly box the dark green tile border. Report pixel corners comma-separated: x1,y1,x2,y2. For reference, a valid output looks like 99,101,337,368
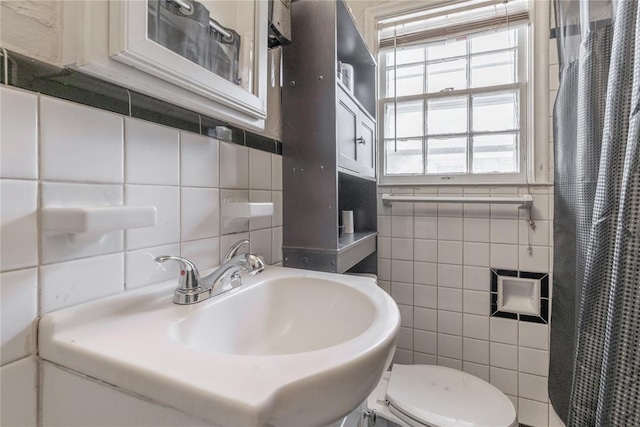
5,50,130,116
201,115,246,145
246,132,277,153
0,50,5,85
1,49,281,155
129,91,200,134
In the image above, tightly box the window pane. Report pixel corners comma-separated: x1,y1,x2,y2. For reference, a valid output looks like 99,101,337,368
385,68,395,98
471,29,517,53
427,59,467,93
426,137,468,174
470,50,517,88
472,134,518,173
386,47,425,66
427,96,468,135
472,91,519,132
386,138,424,174
427,39,466,60
397,47,425,65
386,65,424,97
385,101,424,139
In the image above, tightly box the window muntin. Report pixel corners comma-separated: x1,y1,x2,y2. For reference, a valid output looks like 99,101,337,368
379,24,528,182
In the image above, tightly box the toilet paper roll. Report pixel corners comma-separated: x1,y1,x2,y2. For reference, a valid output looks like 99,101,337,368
342,210,354,234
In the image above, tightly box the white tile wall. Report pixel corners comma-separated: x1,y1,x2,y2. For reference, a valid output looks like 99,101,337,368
0,268,38,365
40,96,124,183
0,357,38,426
0,87,283,425
378,183,555,425
219,142,249,188
125,185,180,250
272,191,283,227
180,237,220,272
271,227,283,264
181,187,220,240
250,228,273,265
40,253,125,315
249,190,272,231
0,87,38,179
180,133,219,188
124,118,180,186
271,155,283,191
249,149,272,190
125,243,181,290
0,180,38,271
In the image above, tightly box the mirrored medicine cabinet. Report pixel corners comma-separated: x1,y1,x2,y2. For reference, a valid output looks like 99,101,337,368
64,0,268,130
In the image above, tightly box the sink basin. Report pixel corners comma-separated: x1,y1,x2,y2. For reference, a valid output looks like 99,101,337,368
174,277,376,356
39,266,400,426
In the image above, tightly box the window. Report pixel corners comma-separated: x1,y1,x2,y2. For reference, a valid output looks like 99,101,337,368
377,0,535,184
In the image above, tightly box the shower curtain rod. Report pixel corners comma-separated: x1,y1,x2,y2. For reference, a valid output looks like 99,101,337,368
381,193,533,209
169,0,233,40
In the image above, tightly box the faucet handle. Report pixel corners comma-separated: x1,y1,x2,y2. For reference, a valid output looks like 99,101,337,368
246,253,265,276
224,239,249,263
154,255,200,290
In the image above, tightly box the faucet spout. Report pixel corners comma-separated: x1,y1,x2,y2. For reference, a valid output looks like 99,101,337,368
154,240,265,305
202,253,265,297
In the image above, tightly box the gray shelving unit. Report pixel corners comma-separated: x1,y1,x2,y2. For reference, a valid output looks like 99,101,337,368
282,0,378,274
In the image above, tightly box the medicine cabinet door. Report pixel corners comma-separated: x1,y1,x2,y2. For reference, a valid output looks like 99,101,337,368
337,88,360,174
357,113,375,178
73,0,268,130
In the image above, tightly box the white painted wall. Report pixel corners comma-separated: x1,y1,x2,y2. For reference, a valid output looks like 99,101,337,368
0,1,64,65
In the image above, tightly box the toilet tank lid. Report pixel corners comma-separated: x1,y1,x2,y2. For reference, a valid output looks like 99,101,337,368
386,364,517,427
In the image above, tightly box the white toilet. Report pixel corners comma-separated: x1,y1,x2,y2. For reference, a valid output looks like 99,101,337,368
366,364,517,427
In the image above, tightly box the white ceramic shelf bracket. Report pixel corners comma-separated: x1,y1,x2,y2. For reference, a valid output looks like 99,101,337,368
381,194,534,210
221,202,274,218
42,206,157,234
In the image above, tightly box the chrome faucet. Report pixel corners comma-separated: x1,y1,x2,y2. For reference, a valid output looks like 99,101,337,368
155,239,265,305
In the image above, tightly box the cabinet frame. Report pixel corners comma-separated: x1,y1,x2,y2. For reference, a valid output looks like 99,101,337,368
282,0,378,274
65,0,268,130
337,85,376,178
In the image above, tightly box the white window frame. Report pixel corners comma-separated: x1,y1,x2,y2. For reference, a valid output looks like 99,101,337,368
364,0,550,186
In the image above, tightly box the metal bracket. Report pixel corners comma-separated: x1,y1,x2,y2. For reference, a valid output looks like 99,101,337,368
363,409,377,425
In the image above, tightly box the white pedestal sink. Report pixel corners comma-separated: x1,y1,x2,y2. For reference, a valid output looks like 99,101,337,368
39,266,400,426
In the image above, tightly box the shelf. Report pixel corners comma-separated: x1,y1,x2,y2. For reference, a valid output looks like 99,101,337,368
338,231,377,251
283,230,377,274
221,202,274,218
337,166,377,182
42,206,157,234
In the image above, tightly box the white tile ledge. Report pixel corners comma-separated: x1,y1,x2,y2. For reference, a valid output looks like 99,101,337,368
42,206,157,234
221,202,274,218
